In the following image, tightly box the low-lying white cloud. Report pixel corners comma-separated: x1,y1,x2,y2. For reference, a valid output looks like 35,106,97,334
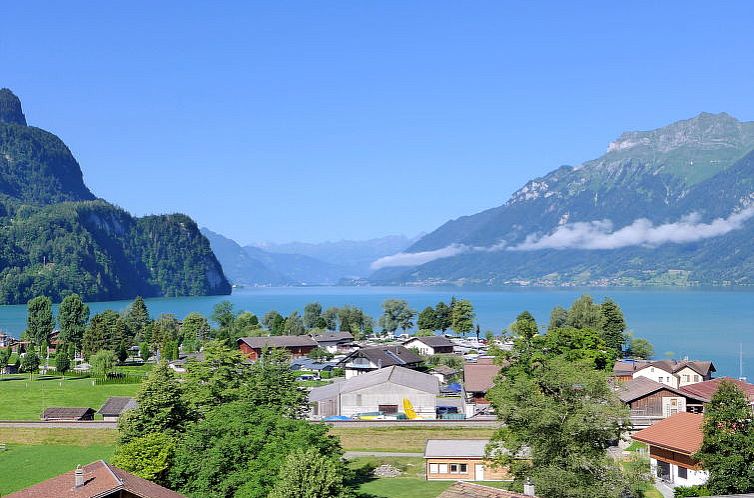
371,206,754,269
511,206,754,251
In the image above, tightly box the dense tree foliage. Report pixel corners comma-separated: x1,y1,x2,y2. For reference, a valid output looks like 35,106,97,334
268,448,352,498
378,299,415,334
26,296,53,347
451,299,475,336
111,433,175,485
58,293,89,350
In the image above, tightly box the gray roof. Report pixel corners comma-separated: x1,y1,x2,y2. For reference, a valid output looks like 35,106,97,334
42,407,95,420
238,336,318,349
311,331,354,343
309,365,439,402
424,439,490,458
98,397,138,416
339,345,422,368
404,336,455,348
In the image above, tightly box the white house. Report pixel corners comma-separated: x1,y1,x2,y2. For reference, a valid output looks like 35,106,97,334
632,412,708,488
402,336,455,355
633,360,715,389
311,331,356,354
309,365,439,419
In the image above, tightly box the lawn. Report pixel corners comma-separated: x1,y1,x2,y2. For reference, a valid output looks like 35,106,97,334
331,426,497,452
348,457,511,498
0,375,141,419
0,440,115,494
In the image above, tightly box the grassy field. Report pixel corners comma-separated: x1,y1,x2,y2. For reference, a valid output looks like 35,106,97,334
0,428,116,494
0,375,140,419
331,426,497,452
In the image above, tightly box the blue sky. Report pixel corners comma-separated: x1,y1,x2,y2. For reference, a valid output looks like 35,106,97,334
3,2,754,244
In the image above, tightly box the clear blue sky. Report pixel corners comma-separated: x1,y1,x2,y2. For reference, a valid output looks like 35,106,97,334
3,2,754,244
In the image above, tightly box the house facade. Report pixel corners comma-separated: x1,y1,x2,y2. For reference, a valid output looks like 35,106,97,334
311,331,356,354
402,336,455,355
237,336,318,361
309,365,438,419
463,358,501,404
619,377,704,429
633,360,715,389
632,412,708,488
337,345,422,379
424,439,511,482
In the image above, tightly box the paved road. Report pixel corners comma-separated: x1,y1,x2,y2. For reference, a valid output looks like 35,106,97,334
325,419,500,428
344,451,423,458
0,421,117,429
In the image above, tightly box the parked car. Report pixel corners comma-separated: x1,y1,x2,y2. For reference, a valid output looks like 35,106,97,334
436,406,459,416
296,374,319,381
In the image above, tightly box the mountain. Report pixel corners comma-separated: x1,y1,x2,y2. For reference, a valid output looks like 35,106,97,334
370,112,754,287
0,88,231,304
255,235,415,276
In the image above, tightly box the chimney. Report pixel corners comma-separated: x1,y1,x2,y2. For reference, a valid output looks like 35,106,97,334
524,478,536,497
74,465,84,487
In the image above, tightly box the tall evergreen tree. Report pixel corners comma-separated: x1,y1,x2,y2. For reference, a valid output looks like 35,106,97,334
695,380,754,494
434,301,452,332
26,296,53,348
450,299,475,337
600,299,627,353
58,293,89,351
418,306,438,331
124,296,151,342
303,302,324,330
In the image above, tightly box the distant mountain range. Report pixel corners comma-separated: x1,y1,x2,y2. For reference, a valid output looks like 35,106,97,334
0,88,231,304
202,228,414,286
370,112,754,287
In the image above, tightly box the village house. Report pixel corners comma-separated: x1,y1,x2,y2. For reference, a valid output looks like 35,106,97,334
0,331,17,348
631,359,715,388
309,365,438,419
679,377,754,408
237,336,318,361
311,331,357,354
464,357,501,405
437,481,538,498
168,351,205,373
290,357,337,375
337,345,422,379
613,359,653,381
41,407,95,421
98,397,138,422
5,460,186,498
424,439,511,482
618,377,705,429
403,336,455,355
430,364,459,384
632,412,707,489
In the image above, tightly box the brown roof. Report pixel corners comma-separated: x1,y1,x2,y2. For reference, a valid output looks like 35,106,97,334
41,407,95,420
404,336,455,348
464,362,502,393
237,336,318,349
618,376,700,403
613,359,652,376
679,377,754,403
632,412,703,455
637,360,716,377
98,397,137,417
5,460,186,498
437,481,537,498
339,345,423,368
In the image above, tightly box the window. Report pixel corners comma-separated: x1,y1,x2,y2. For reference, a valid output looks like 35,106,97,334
459,464,468,473
429,464,439,474
438,464,448,474
683,375,689,382
677,466,688,479
450,464,459,474
694,375,700,382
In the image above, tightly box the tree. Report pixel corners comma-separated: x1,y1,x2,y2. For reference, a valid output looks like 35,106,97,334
20,350,40,374
547,306,568,332
308,347,334,361
151,314,180,355
510,311,538,339
304,302,324,330
241,348,309,419
695,380,754,494
233,311,260,341
111,432,175,484
181,312,210,352
378,299,415,335
139,341,152,362
124,296,151,342
263,310,285,335
418,306,438,331
450,299,475,337
118,361,192,444
269,448,351,498
55,350,71,376
434,301,452,332
58,294,89,351
26,296,53,348
211,300,236,330
84,310,125,359
82,318,106,360
415,329,435,337
566,295,603,330
321,307,339,331
626,336,654,359
90,349,117,377
283,311,306,336
600,298,627,353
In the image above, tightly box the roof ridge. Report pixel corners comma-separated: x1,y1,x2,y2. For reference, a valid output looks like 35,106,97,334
100,460,124,486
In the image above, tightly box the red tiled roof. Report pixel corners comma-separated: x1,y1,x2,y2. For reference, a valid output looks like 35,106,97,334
6,460,186,498
679,377,754,403
632,412,703,455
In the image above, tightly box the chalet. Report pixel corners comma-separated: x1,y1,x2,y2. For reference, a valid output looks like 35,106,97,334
618,377,705,428
5,460,186,498
237,336,318,361
337,345,422,379
309,365,439,419
612,359,652,381
311,331,356,354
632,412,707,488
98,397,138,422
42,407,96,421
463,357,501,404
424,439,511,482
679,377,754,407
403,336,455,355
632,360,715,388
437,481,538,498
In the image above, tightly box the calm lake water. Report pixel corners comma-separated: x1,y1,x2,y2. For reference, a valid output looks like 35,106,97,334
0,286,752,378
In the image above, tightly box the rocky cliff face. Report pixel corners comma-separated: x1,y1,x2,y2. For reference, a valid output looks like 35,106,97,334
0,89,27,125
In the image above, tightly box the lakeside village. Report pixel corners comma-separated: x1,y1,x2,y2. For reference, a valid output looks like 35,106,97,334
1,295,754,498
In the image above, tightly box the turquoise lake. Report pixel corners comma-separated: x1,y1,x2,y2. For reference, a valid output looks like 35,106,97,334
0,287,752,379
